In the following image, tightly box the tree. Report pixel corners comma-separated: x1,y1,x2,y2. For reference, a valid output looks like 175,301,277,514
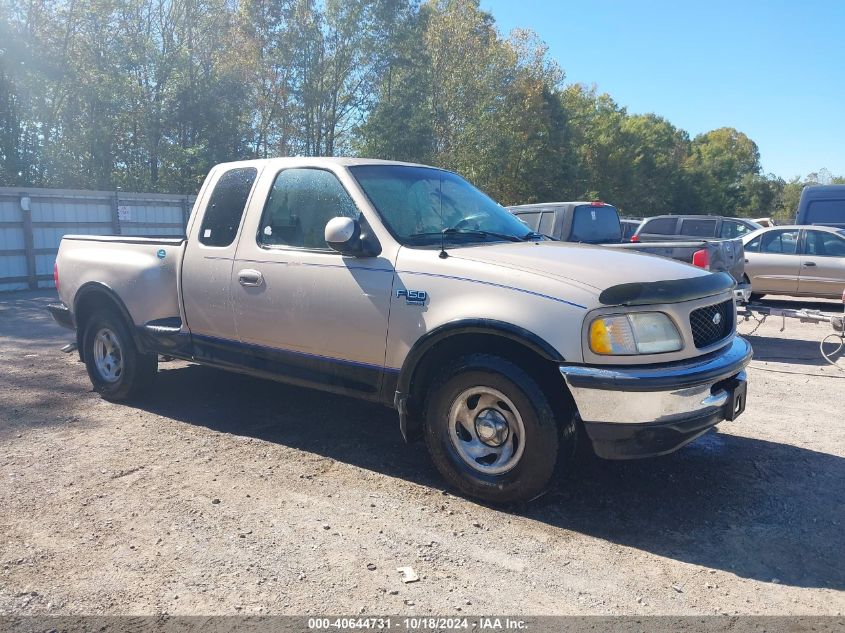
1,0,826,214
685,127,761,215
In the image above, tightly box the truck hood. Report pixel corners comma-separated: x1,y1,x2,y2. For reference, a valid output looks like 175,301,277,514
449,241,712,294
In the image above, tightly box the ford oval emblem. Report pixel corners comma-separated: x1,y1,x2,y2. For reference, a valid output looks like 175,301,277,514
157,248,166,259
712,312,722,325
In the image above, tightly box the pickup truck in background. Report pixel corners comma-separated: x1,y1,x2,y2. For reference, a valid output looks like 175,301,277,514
50,158,751,503
508,202,750,300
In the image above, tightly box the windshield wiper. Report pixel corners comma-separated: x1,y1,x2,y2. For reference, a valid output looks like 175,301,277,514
523,231,549,241
407,228,522,243
444,228,524,242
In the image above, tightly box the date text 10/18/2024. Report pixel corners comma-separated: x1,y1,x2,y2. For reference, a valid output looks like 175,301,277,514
307,617,529,630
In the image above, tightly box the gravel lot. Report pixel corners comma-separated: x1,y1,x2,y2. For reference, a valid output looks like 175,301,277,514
1,290,843,616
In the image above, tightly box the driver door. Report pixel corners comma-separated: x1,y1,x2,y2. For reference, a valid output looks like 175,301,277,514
231,166,394,397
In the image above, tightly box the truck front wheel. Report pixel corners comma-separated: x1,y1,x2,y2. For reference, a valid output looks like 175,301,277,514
83,310,157,401
424,354,571,504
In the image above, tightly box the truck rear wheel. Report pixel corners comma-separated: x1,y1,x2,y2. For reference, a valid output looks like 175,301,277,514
83,309,157,401
424,354,571,504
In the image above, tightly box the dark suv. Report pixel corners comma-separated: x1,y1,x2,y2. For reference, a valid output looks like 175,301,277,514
634,215,761,242
795,185,845,229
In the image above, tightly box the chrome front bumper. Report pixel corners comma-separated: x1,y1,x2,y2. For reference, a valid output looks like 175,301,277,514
559,337,752,458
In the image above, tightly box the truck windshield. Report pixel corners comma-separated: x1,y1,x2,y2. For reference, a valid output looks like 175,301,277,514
349,165,537,246
571,205,622,243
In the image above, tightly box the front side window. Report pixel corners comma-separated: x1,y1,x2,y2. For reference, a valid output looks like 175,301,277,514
745,234,762,252
803,230,845,257
258,168,359,249
199,167,258,247
760,229,799,254
349,165,535,246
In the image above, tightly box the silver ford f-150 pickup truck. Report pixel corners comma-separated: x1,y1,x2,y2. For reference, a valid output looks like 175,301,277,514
49,158,751,503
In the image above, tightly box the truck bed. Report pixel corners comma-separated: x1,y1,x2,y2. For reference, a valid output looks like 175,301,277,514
56,235,186,328
607,238,746,284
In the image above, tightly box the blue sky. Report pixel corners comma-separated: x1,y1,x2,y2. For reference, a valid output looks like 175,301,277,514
479,0,845,180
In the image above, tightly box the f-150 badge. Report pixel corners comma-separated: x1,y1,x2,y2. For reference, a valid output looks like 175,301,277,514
396,289,427,306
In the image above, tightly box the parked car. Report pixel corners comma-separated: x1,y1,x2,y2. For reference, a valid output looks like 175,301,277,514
508,202,749,299
795,185,845,229
753,217,777,228
49,159,751,503
742,225,845,300
634,214,762,241
620,218,642,241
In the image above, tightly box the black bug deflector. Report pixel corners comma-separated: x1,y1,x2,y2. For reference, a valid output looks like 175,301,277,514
598,272,735,307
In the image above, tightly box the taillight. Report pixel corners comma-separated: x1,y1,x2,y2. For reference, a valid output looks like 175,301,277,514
630,234,639,243
53,262,60,292
692,249,710,270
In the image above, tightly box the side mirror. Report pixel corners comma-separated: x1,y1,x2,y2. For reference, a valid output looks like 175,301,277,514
325,216,362,255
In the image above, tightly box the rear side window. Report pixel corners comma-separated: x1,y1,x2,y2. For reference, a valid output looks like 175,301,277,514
760,229,799,254
680,218,717,237
571,205,621,243
745,235,762,252
805,200,845,226
199,167,258,247
640,217,677,235
804,230,845,257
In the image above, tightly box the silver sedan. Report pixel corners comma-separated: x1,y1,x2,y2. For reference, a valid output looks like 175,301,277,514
742,225,845,300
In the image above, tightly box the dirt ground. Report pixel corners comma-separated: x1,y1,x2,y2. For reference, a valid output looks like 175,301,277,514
0,290,843,616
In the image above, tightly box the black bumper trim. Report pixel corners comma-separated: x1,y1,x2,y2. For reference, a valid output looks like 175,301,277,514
47,303,75,330
584,410,724,460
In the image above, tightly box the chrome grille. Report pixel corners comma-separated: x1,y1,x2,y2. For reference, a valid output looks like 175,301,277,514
689,299,734,348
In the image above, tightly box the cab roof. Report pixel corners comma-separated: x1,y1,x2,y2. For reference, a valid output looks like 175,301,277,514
211,156,433,170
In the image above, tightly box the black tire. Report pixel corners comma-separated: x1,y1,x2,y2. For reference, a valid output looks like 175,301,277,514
83,309,157,401
424,354,575,504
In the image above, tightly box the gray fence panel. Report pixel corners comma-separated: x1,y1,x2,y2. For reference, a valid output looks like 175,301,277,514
0,187,195,291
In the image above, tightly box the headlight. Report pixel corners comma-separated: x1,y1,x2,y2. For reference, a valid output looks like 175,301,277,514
589,312,682,355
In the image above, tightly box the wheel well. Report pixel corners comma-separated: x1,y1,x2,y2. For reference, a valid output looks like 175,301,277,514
74,289,133,361
407,333,573,422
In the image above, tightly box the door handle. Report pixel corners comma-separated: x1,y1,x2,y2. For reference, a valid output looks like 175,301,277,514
238,269,264,287
744,258,749,263
803,261,817,267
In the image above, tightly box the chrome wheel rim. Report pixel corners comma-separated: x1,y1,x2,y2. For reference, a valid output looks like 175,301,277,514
447,386,526,475
93,327,123,383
